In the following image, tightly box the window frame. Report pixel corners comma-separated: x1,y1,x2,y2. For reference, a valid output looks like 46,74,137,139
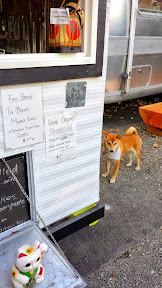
0,151,36,240
0,0,107,86
0,0,99,69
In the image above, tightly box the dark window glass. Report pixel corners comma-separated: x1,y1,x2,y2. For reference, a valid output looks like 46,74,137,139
0,0,84,54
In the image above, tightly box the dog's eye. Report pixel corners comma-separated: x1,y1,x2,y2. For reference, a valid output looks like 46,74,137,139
108,142,111,145
114,142,117,145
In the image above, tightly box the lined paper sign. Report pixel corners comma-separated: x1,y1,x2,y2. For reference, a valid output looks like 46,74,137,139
1,86,43,150
45,111,77,164
50,8,70,25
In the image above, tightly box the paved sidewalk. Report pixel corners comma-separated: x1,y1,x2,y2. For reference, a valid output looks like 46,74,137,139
85,227,162,288
59,96,162,288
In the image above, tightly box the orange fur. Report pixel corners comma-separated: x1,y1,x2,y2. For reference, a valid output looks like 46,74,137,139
102,127,142,183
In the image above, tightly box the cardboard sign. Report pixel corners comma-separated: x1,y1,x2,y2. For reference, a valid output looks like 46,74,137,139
1,86,43,150
45,111,77,164
50,8,70,25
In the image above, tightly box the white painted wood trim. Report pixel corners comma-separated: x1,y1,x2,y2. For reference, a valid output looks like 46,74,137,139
125,0,138,93
0,0,99,69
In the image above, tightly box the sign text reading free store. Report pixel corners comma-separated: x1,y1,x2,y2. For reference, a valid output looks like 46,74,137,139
1,86,43,150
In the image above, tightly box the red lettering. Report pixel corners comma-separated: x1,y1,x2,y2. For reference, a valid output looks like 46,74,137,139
66,20,80,40
50,25,59,39
38,267,43,276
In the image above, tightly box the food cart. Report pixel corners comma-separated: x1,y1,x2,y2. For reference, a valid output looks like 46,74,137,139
0,0,110,287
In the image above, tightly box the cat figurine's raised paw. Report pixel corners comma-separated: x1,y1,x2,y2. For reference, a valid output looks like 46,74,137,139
11,240,48,288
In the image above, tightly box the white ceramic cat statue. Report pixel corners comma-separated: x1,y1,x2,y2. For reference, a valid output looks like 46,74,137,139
11,240,48,288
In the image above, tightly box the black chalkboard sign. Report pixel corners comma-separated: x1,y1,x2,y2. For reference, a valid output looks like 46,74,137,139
0,154,31,234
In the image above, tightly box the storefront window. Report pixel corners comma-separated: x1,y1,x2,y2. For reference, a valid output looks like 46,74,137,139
138,0,162,13
0,0,99,69
0,0,85,54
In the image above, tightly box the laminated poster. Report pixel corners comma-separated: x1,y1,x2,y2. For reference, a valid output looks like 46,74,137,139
1,86,43,150
45,111,77,164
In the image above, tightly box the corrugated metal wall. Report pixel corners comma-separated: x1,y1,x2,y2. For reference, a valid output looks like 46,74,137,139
0,1,110,226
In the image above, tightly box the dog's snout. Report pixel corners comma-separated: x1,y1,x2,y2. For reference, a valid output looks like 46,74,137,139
110,150,114,153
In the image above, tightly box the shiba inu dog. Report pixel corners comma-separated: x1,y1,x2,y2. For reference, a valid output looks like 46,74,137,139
102,127,142,183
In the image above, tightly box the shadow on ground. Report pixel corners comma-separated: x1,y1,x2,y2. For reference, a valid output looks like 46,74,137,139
59,96,162,287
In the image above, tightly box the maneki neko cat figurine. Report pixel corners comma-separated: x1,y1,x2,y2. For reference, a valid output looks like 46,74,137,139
11,240,48,288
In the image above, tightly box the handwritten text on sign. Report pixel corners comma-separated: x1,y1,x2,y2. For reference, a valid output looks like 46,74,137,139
50,8,70,25
1,86,43,150
0,155,30,234
46,111,77,164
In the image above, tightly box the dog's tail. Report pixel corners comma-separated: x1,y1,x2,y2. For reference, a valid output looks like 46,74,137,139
125,126,138,136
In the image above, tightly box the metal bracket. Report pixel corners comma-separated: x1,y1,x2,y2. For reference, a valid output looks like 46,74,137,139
121,89,126,95
44,204,105,241
119,73,128,92
0,49,5,54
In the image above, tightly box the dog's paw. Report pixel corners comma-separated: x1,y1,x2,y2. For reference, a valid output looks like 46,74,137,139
101,173,108,178
135,166,140,171
36,276,44,284
126,162,132,167
110,178,115,183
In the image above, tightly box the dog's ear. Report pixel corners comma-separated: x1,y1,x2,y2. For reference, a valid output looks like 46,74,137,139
103,130,109,136
116,135,122,139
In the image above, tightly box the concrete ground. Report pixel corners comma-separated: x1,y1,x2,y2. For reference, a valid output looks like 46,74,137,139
59,96,162,288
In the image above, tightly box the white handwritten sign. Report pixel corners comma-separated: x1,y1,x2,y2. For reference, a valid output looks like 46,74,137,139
50,8,70,25
45,111,77,164
1,86,43,150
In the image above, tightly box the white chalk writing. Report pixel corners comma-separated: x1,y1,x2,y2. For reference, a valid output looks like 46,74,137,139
0,220,25,233
0,199,25,213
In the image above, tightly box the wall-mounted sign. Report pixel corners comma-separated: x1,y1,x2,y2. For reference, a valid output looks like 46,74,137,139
1,86,43,150
66,82,87,108
45,111,77,164
0,154,30,234
50,8,70,25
